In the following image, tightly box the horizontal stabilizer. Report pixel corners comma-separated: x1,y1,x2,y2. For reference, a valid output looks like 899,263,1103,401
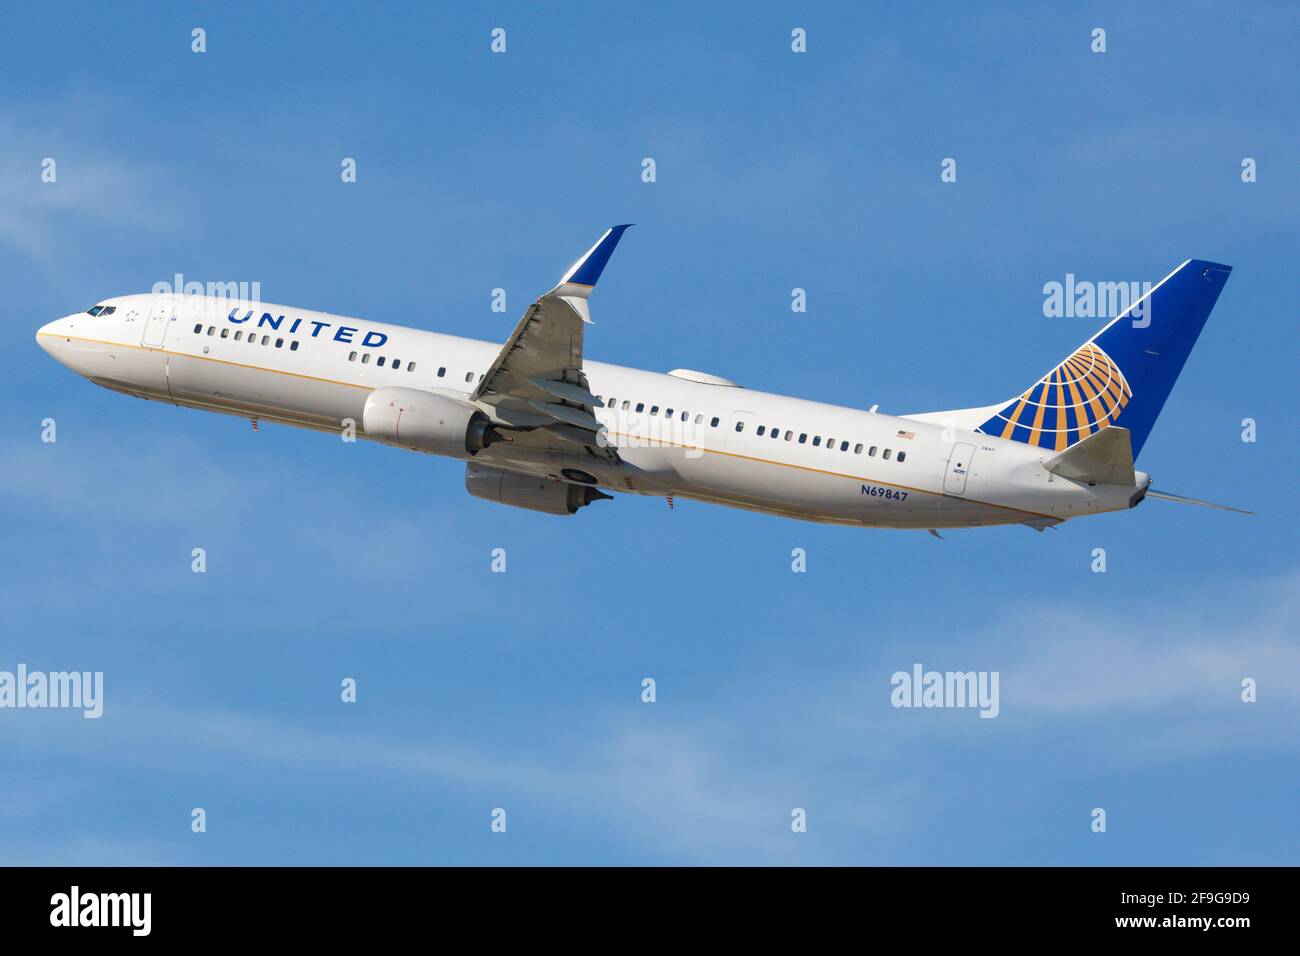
1043,426,1134,486
1145,489,1255,515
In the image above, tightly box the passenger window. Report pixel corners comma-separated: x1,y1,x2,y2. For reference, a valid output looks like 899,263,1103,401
275,338,284,348
772,430,781,440
854,443,863,454
812,436,821,446
349,351,357,361
840,441,849,451
897,451,906,463
694,413,702,424
883,449,892,460
735,421,744,432
392,359,401,370
193,324,202,334
437,367,446,377
234,331,243,341
220,328,230,338
636,403,645,413
756,425,766,436
710,417,719,427
465,371,473,382
681,411,688,422
650,406,659,416
868,446,877,456
408,363,416,372
799,433,807,443
362,354,370,364
623,400,631,411
290,341,299,351
377,356,386,367
665,408,673,417
827,438,835,449
261,335,270,345
207,327,215,335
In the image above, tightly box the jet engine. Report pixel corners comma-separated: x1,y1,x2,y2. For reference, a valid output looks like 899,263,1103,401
465,462,612,515
362,387,500,457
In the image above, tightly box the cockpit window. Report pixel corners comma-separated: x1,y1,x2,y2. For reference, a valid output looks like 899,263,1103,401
85,305,115,316
86,305,104,316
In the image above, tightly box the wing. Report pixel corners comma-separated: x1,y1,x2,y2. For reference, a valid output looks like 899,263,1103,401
471,225,632,460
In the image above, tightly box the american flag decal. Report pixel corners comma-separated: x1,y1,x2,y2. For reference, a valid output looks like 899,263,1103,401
896,430,916,439
250,418,260,432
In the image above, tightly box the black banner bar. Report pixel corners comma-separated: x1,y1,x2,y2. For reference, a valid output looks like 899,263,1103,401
0,866,1283,941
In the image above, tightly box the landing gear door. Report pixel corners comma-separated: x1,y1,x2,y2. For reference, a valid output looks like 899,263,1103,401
142,295,178,349
944,442,977,495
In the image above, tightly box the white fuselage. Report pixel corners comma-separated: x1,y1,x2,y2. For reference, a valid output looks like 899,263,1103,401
36,293,1147,529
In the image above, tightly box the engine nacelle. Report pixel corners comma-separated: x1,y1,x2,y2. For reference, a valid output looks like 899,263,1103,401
466,462,612,516
362,387,499,457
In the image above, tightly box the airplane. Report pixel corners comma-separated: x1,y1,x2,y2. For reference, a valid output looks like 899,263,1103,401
36,226,1250,531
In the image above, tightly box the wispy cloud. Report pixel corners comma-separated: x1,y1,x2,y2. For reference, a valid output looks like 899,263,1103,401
0,106,181,265
3,568,1294,863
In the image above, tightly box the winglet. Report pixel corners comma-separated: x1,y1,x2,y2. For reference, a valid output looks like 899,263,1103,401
549,225,633,322
560,224,632,288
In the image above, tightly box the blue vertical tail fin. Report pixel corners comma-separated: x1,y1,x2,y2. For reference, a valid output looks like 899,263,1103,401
973,259,1232,459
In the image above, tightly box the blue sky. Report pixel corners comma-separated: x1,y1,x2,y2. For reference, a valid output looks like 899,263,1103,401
1,1,1296,864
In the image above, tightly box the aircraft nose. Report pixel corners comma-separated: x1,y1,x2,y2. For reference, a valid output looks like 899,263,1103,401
37,317,70,356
